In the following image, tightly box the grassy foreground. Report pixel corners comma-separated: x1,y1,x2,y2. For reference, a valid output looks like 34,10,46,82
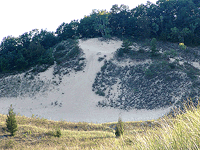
0,104,200,149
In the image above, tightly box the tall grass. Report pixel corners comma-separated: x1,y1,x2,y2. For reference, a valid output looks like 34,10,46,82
134,103,200,150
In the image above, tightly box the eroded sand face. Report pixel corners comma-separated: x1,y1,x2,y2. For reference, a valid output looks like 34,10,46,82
0,38,172,123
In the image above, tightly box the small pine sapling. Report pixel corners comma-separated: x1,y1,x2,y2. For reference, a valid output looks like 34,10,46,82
115,117,124,137
150,38,159,56
6,104,18,136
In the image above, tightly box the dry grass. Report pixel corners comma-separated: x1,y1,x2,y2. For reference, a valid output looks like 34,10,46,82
0,113,159,149
0,102,200,149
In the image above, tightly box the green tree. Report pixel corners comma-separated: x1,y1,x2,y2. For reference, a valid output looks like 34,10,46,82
78,15,98,38
39,29,58,49
116,39,132,57
16,52,27,70
121,39,132,53
115,117,124,137
92,10,112,38
170,27,180,42
6,104,18,136
0,36,18,53
56,20,79,41
180,28,191,43
109,4,133,37
150,38,158,56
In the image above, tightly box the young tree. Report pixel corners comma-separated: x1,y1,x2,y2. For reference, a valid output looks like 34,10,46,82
6,104,18,136
150,38,158,56
116,39,132,57
115,117,124,137
121,39,132,53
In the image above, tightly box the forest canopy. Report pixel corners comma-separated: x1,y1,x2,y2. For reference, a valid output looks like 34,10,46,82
0,0,200,73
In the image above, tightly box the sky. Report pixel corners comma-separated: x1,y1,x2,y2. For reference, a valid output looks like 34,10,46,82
0,0,157,42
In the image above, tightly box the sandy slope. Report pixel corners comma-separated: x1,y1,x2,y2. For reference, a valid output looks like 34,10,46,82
0,38,172,123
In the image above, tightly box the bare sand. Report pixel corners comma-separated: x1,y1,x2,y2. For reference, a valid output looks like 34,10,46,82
0,38,172,123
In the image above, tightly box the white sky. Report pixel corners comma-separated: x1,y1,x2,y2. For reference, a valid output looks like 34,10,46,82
0,0,157,42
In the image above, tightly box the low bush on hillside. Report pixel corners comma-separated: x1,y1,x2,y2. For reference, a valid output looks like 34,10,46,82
95,90,105,96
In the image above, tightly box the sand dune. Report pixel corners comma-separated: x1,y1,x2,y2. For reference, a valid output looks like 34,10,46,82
0,38,172,123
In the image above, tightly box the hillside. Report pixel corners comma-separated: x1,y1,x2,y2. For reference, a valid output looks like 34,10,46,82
93,39,200,111
0,38,200,123
0,38,170,123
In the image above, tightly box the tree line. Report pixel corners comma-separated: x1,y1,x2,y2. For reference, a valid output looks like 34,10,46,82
0,29,57,72
1,0,200,73
58,0,200,44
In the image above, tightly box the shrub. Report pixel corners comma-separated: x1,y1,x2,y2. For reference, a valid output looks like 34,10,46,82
101,62,107,71
47,127,62,137
55,128,62,137
138,48,145,53
66,46,80,60
6,104,18,136
145,68,154,79
116,39,132,57
116,48,124,57
179,43,187,50
121,40,132,53
95,90,105,96
115,117,124,137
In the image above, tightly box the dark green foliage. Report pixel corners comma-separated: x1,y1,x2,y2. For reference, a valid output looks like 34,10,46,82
164,49,177,58
121,40,132,53
95,90,105,96
184,62,200,80
92,10,112,38
116,48,124,57
56,20,79,41
0,29,57,73
101,62,107,71
66,45,80,60
116,40,132,57
55,128,62,137
56,44,65,51
6,105,18,136
78,16,99,38
98,57,104,62
145,69,155,79
144,61,176,79
150,38,158,56
48,127,62,137
115,117,124,137
76,0,200,45
54,39,81,66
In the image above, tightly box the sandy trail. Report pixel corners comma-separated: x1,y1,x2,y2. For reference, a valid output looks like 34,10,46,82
0,38,172,123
